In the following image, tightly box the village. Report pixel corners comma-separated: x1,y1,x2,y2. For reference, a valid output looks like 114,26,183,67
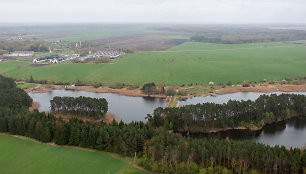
32,54,80,63
0,49,125,64
32,50,125,64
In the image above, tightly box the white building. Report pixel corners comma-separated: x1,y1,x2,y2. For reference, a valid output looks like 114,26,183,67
9,51,34,57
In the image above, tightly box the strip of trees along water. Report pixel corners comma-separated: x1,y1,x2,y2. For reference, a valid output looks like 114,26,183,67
50,96,108,118
0,75,306,174
147,94,305,133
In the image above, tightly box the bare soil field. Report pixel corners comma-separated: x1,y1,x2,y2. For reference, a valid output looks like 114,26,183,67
84,33,188,51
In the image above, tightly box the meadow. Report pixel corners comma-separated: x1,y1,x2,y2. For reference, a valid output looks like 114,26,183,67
0,41,305,86
49,28,162,42
0,134,148,174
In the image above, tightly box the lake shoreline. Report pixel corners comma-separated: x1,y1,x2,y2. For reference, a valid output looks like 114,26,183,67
25,84,168,98
179,115,305,135
24,83,306,99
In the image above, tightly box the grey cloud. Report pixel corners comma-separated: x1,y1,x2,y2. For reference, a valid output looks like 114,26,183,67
0,0,305,23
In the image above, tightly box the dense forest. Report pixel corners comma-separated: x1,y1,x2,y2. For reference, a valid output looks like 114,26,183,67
142,128,306,174
1,109,305,174
0,75,32,109
50,96,108,118
0,76,306,173
147,94,305,133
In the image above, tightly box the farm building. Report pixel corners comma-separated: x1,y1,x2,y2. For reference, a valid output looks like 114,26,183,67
5,51,34,57
91,50,124,59
33,54,79,63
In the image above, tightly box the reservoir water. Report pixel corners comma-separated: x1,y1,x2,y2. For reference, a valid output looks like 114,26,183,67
29,90,305,148
29,89,168,123
186,117,306,148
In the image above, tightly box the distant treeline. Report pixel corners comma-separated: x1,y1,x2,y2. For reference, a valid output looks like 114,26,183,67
147,94,306,133
190,29,306,44
50,96,108,118
190,34,306,44
0,40,49,54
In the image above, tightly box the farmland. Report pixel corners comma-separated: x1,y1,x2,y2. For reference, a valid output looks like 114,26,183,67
0,41,305,86
0,134,148,174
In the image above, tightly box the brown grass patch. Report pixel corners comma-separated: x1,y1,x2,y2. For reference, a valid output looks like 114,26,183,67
29,102,40,112
83,33,187,52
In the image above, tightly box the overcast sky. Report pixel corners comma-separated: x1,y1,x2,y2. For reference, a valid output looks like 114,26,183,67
0,0,305,24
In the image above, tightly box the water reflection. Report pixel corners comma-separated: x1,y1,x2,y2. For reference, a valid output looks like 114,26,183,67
29,90,306,148
28,89,168,123
189,117,306,148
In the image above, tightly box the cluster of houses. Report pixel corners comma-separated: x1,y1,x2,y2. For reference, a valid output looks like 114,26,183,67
33,54,80,63
90,50,125,59
4,51,34,57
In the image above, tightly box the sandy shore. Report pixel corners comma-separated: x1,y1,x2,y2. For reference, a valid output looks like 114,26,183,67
25,83,306,100
26,84,167,98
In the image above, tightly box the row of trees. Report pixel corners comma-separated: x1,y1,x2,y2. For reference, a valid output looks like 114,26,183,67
0,40,49,54
147,94,305,133
0,110,152,157
50,96,108,118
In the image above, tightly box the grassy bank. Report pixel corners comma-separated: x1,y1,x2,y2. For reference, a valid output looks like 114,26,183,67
0,134,148,174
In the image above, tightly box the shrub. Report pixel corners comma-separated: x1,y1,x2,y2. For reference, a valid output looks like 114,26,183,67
166,87,176,96
242,80,250,87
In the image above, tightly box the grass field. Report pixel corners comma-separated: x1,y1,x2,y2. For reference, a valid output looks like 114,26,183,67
0,134,148,174
16,83,37,89
49,28,162,42
0,41,305,86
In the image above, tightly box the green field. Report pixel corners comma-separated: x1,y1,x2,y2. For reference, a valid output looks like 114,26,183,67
0,134,148,174
16,83,37,89
0,41,305,86
50,28,162,42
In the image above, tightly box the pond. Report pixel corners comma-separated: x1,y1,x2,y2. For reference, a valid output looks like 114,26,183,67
177,91,306,148
186,116,306,148
29,90,306,148
28,89,168,123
